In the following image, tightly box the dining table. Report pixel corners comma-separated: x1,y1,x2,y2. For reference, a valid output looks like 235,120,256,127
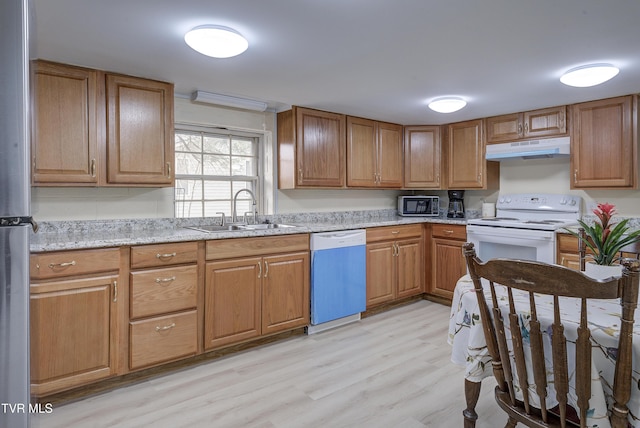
448,273,640,428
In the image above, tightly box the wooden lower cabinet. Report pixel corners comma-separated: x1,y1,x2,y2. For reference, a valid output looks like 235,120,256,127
366,225,424,308
204,235,310,350
128,241,199,370
129,311,197,369
557,233,581,270
428,224,467,301
30,248,120,396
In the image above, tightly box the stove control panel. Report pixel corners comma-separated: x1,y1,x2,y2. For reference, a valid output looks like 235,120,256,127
497,193,582,213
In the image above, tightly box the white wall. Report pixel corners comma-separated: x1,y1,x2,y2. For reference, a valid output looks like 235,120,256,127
31,99,640,221
497,157,640,217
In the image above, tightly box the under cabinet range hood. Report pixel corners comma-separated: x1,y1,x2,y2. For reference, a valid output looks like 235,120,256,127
485,136,570,161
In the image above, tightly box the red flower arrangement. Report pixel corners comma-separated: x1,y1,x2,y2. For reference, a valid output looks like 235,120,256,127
565,203,640,266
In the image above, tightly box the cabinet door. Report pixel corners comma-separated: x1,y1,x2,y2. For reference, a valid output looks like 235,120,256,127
262,252,310,335
524,106,567,138
204,258,261,350
30,275,118,396
347,116,377,187
403,126,442,189
447,119,487,188
377,121,403,188
106,74,174,186
431,238,467,301
485,113,522,144
366,242,396,307
32,61,98,185
571,96,635,189
396,238,423,298
296,107,346,187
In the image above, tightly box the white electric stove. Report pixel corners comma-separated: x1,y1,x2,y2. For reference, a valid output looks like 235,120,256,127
466,193,583,264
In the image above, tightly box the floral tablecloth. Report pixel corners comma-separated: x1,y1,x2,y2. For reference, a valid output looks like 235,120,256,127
448,274,640,428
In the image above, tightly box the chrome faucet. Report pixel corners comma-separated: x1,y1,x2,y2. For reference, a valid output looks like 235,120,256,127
232,189,257,224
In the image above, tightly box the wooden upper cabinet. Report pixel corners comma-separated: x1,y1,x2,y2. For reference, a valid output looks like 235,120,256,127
403,125,442,189
31,60,98,185
347,116,402,188
105,73,174,186
277,106,346,188
446,119,499,189
486,106,567,144
524,106,567,138
571,95,637,189
31,60,174,187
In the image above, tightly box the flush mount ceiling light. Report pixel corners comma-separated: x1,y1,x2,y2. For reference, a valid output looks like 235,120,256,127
184,25,248,58
560,63,619,87
428,97,467,113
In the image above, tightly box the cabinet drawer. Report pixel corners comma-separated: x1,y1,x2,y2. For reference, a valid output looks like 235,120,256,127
129,310,197,370
130,265,197,319
131,241,198,269
431,224,466,240
206,234,309,260
366,225,423,243
30,248,120,280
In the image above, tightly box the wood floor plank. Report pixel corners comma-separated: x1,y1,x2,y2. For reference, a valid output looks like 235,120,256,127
31,300,505,428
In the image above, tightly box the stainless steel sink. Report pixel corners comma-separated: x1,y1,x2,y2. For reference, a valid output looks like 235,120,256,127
184,224,245,233
239,223,297,230
185,223,298,233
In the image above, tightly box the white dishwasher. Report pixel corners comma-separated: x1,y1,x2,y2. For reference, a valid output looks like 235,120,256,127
307,229,367,334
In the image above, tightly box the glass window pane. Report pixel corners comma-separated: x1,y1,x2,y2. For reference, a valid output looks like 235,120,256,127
204,201,231,217
176,201,203,218
176,152,202,175
175,179,202,200
175,132,202,153
204,181,231,201
203,154,230,175
204,136,230,154
232,138,254,155
231,156,256,176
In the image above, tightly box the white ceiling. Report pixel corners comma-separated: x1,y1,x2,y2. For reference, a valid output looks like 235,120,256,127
32,0,640,125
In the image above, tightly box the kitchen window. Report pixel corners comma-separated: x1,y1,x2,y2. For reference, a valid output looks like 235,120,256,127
174,126,262,219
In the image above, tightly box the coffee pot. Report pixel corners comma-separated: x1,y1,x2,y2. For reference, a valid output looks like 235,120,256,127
447,190,465,218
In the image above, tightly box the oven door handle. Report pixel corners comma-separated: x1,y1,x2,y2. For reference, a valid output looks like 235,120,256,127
466,226,555,241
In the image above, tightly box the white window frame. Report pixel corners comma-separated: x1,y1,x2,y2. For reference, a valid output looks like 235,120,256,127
174,124,265,219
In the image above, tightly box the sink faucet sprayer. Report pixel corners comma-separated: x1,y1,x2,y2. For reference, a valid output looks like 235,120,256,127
232,189,258,224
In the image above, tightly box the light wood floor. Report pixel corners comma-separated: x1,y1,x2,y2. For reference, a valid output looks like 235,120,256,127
31,300,506,428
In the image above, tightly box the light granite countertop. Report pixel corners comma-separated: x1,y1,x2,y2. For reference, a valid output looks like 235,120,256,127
30,209,472,252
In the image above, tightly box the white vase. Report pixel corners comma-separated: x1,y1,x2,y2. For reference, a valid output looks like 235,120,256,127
584,262,623,280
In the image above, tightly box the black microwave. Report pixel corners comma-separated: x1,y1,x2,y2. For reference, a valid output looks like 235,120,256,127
398,195,440,216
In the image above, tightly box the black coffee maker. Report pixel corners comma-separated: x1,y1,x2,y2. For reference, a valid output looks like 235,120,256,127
447,190,465,218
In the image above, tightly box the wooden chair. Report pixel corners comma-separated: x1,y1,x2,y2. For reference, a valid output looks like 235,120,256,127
578,227,640,271
463,242,640,428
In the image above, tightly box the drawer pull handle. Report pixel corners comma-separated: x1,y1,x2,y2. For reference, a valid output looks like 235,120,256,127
156,323,176,332
155,276,176,284
48,260,76,269
264,261,269,278
156,252,176,259
391,230,399,234
257,261,262,279
113,280,118,303
443,230,454,234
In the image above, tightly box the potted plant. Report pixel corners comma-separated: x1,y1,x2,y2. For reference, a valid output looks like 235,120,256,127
564,203,640,278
